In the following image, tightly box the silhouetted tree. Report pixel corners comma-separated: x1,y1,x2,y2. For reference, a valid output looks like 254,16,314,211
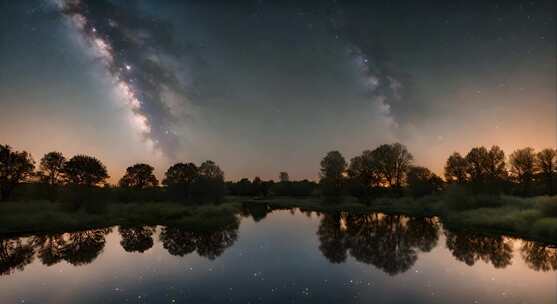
191,160,225,203
484,146,508,182
0,145,35,201
465,146,507,192
509,147,537,195
536,149,556,195
271,179,317,196
252,176,263,196
63,155,109,186
231,178,253,196
119,226,156,253
465,147,489,183
38,151,66,185
347,150,381,199
119,163,158,188
260,180,274,197
319,151,347,197
279,172,289,182
406,166,444,197
162,162,198,200
444,152,469,184
371,143,413,189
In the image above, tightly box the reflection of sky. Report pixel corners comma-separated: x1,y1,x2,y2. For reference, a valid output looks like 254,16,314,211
0,210,555,303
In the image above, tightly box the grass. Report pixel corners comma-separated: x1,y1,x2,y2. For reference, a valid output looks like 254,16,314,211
1,194,557,244
0,200,241,235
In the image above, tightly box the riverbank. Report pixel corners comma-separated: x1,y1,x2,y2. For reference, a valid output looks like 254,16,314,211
0,200,241,235
1,195,556,243
242,194,557,244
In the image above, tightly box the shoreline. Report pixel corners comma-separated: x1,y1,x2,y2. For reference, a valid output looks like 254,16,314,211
1,195,556,244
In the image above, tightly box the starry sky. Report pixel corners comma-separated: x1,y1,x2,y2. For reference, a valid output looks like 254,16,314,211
0,0,555,182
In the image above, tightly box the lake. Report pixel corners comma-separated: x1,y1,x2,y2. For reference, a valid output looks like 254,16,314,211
1,208,555,303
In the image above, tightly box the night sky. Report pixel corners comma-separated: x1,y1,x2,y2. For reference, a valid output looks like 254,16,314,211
0,0,555,182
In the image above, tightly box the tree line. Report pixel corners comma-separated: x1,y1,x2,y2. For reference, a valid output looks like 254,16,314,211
318,143,557,199
1,143,556,204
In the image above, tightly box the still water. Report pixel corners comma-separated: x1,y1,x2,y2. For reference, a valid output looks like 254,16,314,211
1,208,556,303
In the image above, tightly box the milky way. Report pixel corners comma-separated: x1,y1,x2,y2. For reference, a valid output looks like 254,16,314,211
58,0,194,160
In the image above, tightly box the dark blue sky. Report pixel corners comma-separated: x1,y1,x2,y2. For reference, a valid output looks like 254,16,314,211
0,0,555,181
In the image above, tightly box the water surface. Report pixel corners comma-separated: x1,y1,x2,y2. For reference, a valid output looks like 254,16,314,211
1,208,555,303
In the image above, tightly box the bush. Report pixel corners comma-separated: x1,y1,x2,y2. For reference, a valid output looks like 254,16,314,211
58,185,109,213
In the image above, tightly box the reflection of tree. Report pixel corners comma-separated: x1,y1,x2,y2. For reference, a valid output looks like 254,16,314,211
160,228,197,256
317,212,348,263
520,241,557,272
407,218,439,252
240,203,271,222
317,213,439,275
160,221,239,260
0,237,35,276
119,226,156,253
195,230,238,260
32,234,66,266
60,228,111,266
444,230,513,268
347,214,417,276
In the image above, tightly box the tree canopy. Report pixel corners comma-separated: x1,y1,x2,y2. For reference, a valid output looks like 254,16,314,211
0,145,35,201
119,163,158,188
38,151,66,185
63,155,109,186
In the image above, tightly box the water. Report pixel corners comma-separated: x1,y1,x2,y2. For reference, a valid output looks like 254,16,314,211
0,208,555,303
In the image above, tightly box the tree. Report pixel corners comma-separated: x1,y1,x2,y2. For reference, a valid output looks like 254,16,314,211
465,147,489,183
38,152,66,185
406,166,444,197
347,150,381,199
444,152,468,184
162,162,198,200
537,149,556,195
191,160,225,203
252,176,263,196
0,145,35,201
163,163,198,186
509,147,537,195
119,163,158,188
319,151,347,196
485,146,507,182
371,143,413,188
63,155,109,186
279,172,289,182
